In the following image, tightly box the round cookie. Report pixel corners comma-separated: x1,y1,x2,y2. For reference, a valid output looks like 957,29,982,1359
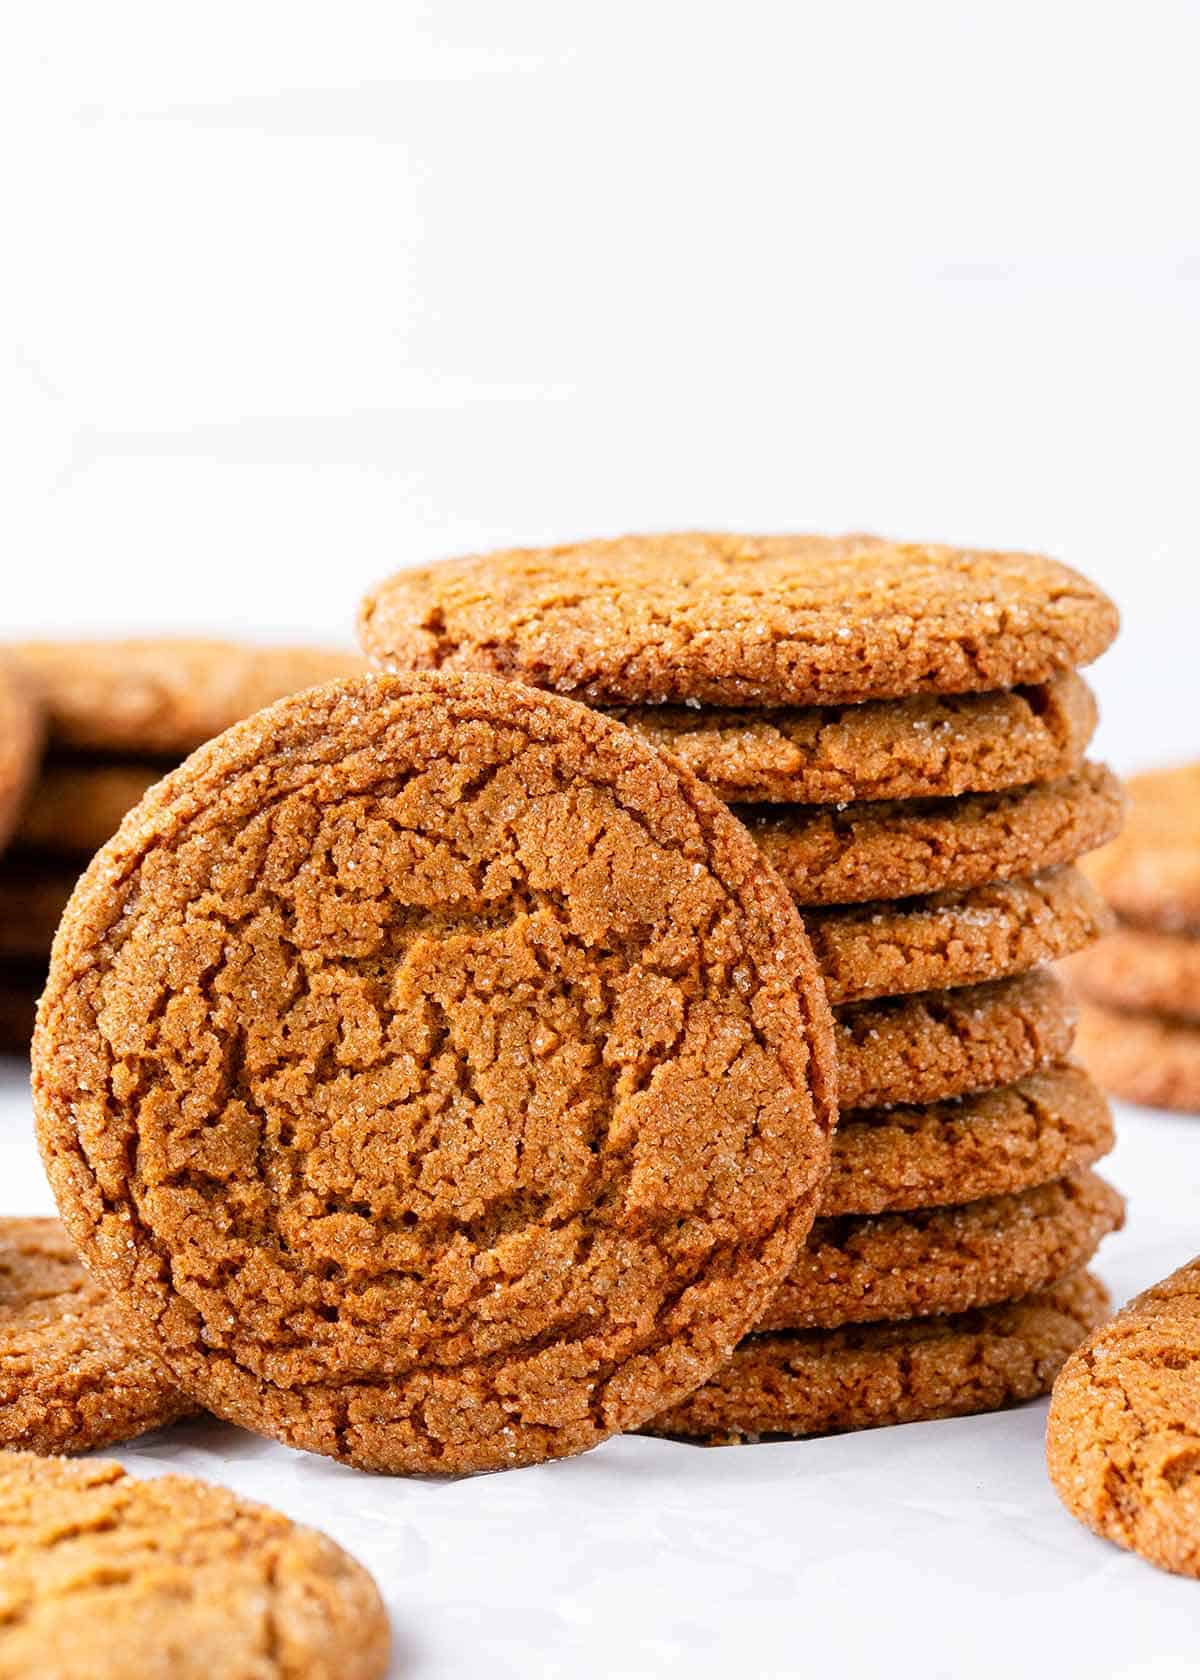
0,971,40,1057
33,672,837,1476
0,1218,190,1454
610,674,1098,805
1066,926,1200,1024
763,1170,1123,1331
807,867,1111,1006
741,763,1123,906
1075,1001,1200,1114
645,1271,1111,1443
360,534,1119,707
823,1063,1114,1217
0,867,75,962
15,761,163,857
0,1453,390,1679
1047,1256,1200,1578
1083,762,1200,934
0,662,42,856
835,970,1077,1111
12,639,368,755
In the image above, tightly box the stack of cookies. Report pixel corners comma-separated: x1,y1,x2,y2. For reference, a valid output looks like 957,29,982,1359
1068,763,1200,1112
0,639,365,1055
359,532,1129,1440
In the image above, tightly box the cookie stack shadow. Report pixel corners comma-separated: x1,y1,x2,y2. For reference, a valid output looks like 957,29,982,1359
361,532,1128,1442
1067,763,1200,1112
0,641,366,1057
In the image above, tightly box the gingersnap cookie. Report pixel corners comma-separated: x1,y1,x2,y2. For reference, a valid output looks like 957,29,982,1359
1075,1001,1200,1113
11,639,367,755
763,1170,1123,1332
33,672,837,1476
0,867,74,962
741,763,1122,907
645,1271,1110,1444
808,867,1110,1006
0,1218,190,1455
1047,1255,1200,1578
823,1063,1114,1217
360,534,1119,708
15,761,162,857
0,662,42,856
1066,926,1200,1024
1083,762,1200,935
0,1452,390,1679
835,970,1077,1110
0,971,40,1057
609,674,1098,806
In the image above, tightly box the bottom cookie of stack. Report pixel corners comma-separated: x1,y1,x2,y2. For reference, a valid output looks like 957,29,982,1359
644,1273,1110,1444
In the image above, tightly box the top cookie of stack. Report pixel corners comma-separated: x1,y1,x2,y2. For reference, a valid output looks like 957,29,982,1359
361,533,1126,1440
0,640,367,1054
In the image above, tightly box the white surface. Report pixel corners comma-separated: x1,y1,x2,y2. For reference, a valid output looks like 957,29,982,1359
5,5,1200,1675
1,1062,1197,1679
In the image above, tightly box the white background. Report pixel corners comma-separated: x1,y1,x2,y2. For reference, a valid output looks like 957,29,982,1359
3,5,1200,1676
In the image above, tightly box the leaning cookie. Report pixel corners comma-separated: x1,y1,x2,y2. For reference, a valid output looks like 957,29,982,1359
646,1272,1110,1443
0,1218,191,1455
1047,1256,1200,1578
0,1452,390,1680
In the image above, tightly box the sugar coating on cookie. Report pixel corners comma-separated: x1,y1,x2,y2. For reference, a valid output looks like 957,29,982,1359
763,1169,1123,1331
360,534,1119,708
646,1271,1111,1443
613,674,1099,805
0,1218,189,1454
741,763,1123,907
834,970,1077,1111
0,1452,390,1680
823,1063,1114,1217
806,866,1111,1005
1075,1001,1200,1114
0,662,42,855
33,673,837,1475
1084,762,1200,935
1047,1256,1200,1577
12,639,368,755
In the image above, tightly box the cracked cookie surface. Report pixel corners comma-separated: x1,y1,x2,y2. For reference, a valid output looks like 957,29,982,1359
11,640,367,755
1075,1002,1200,1113
1047,1255,1200,1577
741,763,1122,906
764,1169,1123,1331
0,1452,389,1679
823,1064,1113,1217
835,970,1076,1110
359,533,1119,708
645,1271,1110,1443
0,1218,189,1454
32,673,836,1474
609,674,1098,805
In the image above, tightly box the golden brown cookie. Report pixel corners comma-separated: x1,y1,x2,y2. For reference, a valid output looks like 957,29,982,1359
742,764,1123,907
0,1453,390,1679
1083,762,1200,934
11,639,367,755
763,1170,1123,1331
360,534,1119,708
33,672,837,1476
0,663,42,856
1047,1256,1200,1578
1066,926,1200,1024
823,1063,1114,1217
0,1218,190,1455
835,970,1077,1110
609,674,1098,805
1075,1001,1200,1113
0,970,40,1057
0,867,74,962
645,1271,1110,1443
15,761,162,857
808,867,1110,1005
